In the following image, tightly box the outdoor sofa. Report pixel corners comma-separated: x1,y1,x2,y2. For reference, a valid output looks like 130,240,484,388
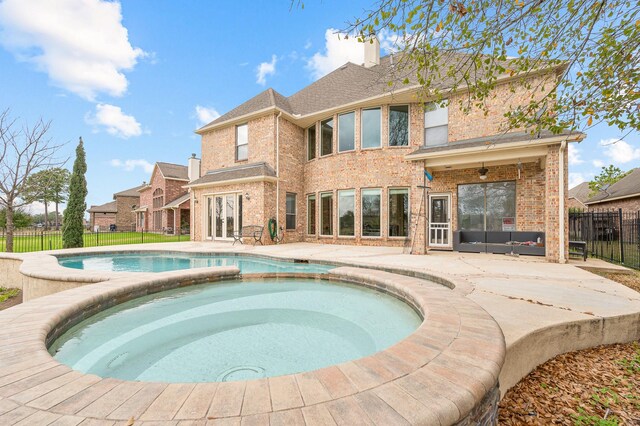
453,231,545,256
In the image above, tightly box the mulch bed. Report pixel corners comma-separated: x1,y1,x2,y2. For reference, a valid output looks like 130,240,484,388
0,289,22,310
499,342,640,425
585,269,640,294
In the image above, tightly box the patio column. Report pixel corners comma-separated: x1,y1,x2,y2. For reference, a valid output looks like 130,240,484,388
544,144,569,262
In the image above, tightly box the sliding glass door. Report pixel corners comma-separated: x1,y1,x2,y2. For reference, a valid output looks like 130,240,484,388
457,181,516,231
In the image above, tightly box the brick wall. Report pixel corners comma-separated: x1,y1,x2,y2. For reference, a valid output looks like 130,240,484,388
544,144,569,262
587,196,640,212
138,187,151,231
200,114,276,173
114,195,138,229
449,73,556,142
195,70,569,260
91,213,115,230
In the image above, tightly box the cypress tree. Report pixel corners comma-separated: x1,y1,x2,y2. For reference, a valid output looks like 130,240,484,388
62,137,87,248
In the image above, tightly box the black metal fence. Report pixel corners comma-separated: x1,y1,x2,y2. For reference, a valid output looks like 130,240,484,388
569,209,640,270
0,226,190,253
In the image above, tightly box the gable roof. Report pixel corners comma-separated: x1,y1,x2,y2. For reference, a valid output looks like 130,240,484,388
568,182,591,203
162,193,190,209
156,162,189,181
113,184,144,199
197,53,565,133
87,201,117,214
586,168,640,204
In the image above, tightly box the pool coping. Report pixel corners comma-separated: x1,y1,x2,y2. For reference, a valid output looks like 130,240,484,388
7,247,472,302
0,265,505,425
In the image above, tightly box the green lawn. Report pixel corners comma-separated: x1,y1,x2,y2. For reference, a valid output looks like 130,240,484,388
0,231,189,253
587,240,640,270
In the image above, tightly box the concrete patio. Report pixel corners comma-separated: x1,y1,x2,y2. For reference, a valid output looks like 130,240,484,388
0,241,638,425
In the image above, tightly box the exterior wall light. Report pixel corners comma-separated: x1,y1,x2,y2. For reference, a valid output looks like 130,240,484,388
478,163,489,180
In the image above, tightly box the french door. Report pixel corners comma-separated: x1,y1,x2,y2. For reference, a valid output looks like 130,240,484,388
428,194,451,248
206,193,242,240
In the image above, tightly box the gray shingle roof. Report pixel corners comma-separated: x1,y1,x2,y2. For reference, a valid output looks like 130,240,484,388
113,184,144,199
157,162,189,180
198,53,564,132
586,168,640,204
87,201,117,213
187,162,277,187
408,130,581,156
569,182,591,203
162,193,190,209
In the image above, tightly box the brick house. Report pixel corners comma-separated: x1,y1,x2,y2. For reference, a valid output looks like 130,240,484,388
584,168,640,211
568,182,590,210
135,161,196,233
187,40,584,262
87,184,144,230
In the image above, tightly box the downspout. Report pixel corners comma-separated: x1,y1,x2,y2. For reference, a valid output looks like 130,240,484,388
558,140,567,263
423,160,428,255
276,112,282,228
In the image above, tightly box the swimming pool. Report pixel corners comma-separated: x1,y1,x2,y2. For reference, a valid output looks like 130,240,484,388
49,278,421,382
57,253,334,274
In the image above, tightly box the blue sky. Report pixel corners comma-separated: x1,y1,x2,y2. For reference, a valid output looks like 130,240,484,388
0,0,638,215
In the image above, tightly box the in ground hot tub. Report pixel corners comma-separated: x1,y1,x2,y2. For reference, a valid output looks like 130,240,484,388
49,278,421,382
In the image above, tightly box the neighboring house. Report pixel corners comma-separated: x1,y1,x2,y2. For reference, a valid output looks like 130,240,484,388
135,160,199,233
87,201,116,230
187,39,584,262
584,168,640,211
87,184,144,230
568,182,590,210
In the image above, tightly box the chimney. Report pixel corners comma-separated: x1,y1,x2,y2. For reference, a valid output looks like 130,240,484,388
363,36,380,68
188,153,201,182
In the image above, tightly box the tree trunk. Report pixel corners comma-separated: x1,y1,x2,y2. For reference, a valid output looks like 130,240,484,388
55,199,60,230
6,204,14,253
43,200,49,231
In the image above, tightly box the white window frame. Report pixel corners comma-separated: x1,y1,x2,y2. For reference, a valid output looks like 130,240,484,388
338,111,356,153
285,193,297,230
388,187,410,239
320,118,334,157
236,123,248,161
338,189,356,237
320,191,334,236
361,188,382,238
388,104,410,147
307,194,316,235
424,100,449,147
361,107,382,150
306,125,317,161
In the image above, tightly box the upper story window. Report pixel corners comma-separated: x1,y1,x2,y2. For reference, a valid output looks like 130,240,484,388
424,101,448,147
362,108,381,149
152,188,164,209
321,118,333,156
389,105,409,146
338,112,355,152
236,123,248,161
307,125,316,161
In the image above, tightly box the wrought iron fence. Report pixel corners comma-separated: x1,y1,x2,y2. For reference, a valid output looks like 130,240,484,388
0,226,190,253
569,209,640,270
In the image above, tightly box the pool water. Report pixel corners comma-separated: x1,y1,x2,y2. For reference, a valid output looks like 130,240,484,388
57,253,334,274
49,279,421,382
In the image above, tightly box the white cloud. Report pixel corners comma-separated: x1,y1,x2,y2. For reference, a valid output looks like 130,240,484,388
86,103,143,139
109,159,154,173
256,55,277,85
307,28,365,80
592,159,605,168
600,138,640,164
568,144,584,165
195,105,220,126
569,172,588,189
378,29,406,54
0,0,145,100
